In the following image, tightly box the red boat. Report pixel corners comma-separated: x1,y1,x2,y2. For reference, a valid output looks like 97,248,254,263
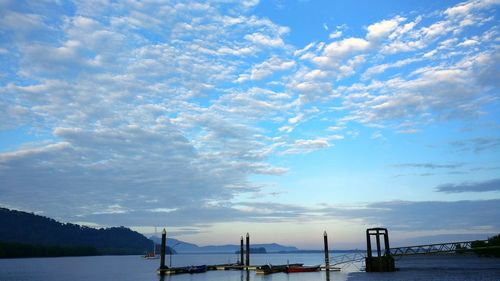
286,265,321,273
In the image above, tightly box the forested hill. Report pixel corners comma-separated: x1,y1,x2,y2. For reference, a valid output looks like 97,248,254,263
0,207,152,256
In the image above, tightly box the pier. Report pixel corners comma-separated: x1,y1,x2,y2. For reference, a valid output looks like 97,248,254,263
156,227,499,275
329,228,498,273
157,230,340,275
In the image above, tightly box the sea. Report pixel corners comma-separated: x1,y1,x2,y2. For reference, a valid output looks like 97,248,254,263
1,253,499,281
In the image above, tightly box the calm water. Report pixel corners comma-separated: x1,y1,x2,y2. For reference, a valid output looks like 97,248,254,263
0,253,351,281
2,253,499,281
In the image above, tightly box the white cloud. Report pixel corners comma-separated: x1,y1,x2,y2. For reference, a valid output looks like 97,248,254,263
327,126,345,132
241,56,296,81
444,0,500,18
457,39,479,47
362,58,419,80
293,42,316,57
366,16,405,41
0,0,296,227
282,138,330,155
314,37,370,66
1,0,498,233
329,30,342,39
288,80,337,101
244,32,285,47
382,0,499,54
288,113,304,124
341,50,499,127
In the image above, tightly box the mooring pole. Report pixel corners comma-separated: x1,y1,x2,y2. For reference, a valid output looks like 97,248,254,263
240,236,244,266
323,231,330,271
384,229,390,256
245,232,250,268
366,229,372,258
375,229,382,258
158,228,167,274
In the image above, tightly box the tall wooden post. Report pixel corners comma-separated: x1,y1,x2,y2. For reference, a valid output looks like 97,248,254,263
245,232,250,268
240,236,244,266
158,228,167,275
323,231,330,271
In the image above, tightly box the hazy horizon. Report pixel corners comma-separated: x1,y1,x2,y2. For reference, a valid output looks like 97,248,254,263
1,0,499,250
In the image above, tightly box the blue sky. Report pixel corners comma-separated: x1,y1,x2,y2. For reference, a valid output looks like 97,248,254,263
0,0,499,249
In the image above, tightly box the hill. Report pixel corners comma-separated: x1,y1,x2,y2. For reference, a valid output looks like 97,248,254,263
150,236,299,253
0,207,156,257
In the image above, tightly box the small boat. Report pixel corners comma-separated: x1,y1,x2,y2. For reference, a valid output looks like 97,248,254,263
287,265,321,273
143,240,159,259
256,263,303,275
143,252,159,259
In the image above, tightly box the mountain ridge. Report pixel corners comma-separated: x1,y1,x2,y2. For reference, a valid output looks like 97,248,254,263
0,207,153,256
150,236,299,253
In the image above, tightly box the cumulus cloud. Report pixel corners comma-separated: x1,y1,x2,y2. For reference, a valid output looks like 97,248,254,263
362,58,419,80
238,56,296,82
1,0,498,234
340,50,499,128
312,37,370,68
281,138,330,155
366,16,406,41
244,32,285,48
329,30,342,39
0,0,292,226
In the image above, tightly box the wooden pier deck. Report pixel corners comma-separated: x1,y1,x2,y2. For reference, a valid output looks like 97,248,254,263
158,263,341,275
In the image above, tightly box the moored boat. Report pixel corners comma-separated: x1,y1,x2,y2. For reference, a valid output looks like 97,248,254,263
143,240,159,259
143,251,159,259
256,263,303,275
286,265,321,273
189,265,207,274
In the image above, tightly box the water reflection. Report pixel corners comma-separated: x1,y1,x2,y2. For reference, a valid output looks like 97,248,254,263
240,270,250,281
156,264,340,281
159,268,334,281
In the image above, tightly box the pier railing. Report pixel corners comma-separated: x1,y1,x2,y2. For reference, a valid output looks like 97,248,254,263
329,252,366,266
327,239,497,267
389,240,489,256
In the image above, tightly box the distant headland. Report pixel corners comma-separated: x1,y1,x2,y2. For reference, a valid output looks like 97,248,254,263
0,207,175,258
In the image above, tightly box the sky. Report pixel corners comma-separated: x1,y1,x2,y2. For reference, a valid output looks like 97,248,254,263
0,0,499,249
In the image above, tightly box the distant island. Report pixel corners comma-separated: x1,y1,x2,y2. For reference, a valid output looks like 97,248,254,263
0,207,175,258
149,236,299,254
235,247,267,254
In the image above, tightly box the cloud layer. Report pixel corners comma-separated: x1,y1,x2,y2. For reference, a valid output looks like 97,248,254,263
436,178,500,193
0,0,499,237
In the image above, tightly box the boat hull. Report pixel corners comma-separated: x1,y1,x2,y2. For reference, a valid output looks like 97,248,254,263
287,265,321,273
256,263,303,275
